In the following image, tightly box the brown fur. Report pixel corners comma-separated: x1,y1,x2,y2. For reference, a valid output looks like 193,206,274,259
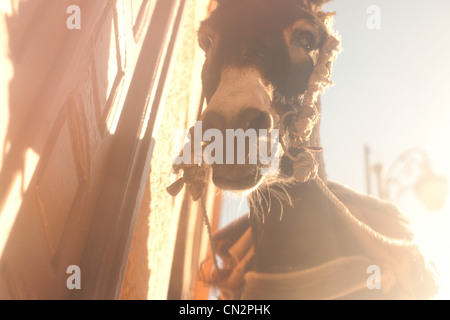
200,0,336,271
199,0,328,103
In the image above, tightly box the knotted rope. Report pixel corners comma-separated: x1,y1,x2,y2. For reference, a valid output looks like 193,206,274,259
167,13,341,198
280,13,341,183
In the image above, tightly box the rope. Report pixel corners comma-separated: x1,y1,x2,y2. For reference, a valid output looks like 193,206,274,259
313,176,416,248
281,24,341,183
201,192,220,271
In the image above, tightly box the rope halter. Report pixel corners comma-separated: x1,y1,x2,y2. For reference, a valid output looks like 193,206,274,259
167,6,341,201
280,25,341,183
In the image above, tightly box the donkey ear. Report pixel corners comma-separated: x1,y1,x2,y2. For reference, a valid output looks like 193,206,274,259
214,0,229,7
310,0,333,4
309,0,333,9
297,0,333,10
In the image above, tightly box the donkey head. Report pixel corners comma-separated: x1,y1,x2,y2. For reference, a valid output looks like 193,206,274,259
197,0,334,192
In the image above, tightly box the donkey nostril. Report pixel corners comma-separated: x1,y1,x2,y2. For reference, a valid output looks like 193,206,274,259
201,110,226,134
237,108,273,131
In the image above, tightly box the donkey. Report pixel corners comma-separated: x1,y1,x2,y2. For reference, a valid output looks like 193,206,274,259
169,0,439,299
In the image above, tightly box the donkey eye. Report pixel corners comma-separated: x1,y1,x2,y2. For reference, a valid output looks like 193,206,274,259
199,29,216,53
291,30,316,51
200,35,214,51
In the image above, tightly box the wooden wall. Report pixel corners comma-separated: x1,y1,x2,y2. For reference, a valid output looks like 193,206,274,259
120,0,214,300
0,0,211,299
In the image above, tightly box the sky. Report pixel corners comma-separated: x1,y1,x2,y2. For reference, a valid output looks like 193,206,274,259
321,0,450,195
321,0,450,299
219,0,450,299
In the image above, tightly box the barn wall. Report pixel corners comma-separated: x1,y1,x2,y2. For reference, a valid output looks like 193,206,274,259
0,0,186,299
120,0,213,300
